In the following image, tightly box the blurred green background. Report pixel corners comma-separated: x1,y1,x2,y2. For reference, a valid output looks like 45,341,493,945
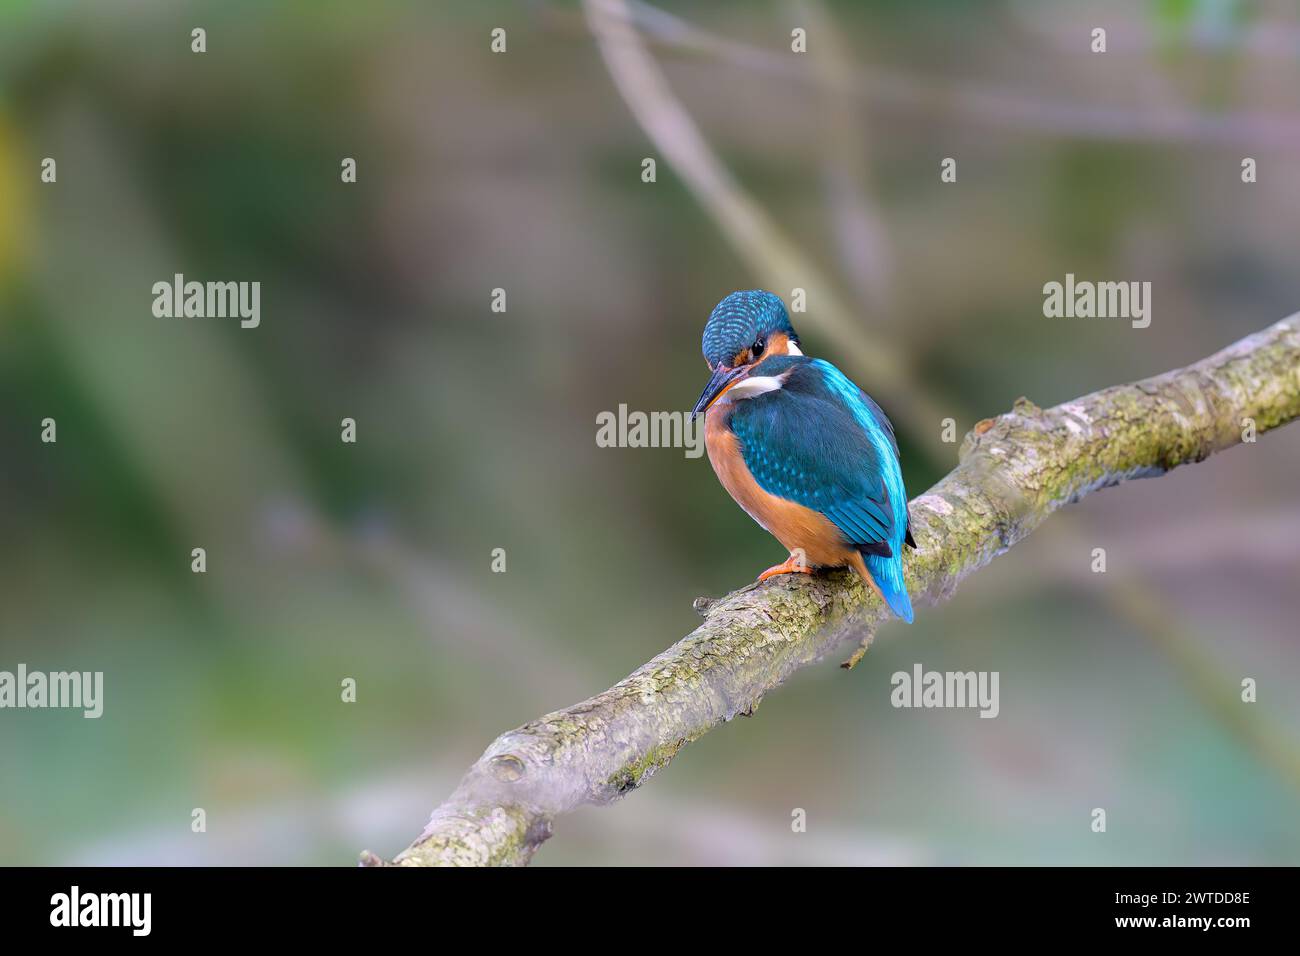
1,0,1298,865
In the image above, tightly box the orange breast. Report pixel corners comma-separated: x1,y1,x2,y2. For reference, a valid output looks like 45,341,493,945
704,408,857,568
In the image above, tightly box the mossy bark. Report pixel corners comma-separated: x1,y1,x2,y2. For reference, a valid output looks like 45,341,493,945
369,315,1300,867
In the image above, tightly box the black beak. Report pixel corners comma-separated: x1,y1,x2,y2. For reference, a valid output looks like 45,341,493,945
692,364,748,421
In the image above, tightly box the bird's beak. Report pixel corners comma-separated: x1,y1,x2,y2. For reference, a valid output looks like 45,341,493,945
692,364,749,421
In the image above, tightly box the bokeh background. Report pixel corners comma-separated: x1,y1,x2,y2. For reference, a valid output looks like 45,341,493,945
1,0,1298,866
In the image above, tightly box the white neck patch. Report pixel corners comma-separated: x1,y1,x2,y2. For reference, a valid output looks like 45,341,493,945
786,341,803,356
723,374,785,402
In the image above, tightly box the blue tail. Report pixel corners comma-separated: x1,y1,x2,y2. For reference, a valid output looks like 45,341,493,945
864,552,913,623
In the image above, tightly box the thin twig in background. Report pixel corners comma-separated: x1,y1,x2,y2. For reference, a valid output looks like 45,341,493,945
582,0,951,455
612,0,1300,151
796,0,896,321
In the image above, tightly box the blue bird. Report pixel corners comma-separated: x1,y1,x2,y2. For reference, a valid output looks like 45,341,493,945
691,290,916,622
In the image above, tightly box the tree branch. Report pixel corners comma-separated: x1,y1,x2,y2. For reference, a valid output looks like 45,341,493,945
367,315,1300,866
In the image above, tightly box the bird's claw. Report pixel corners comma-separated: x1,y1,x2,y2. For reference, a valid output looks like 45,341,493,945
757,557,814,582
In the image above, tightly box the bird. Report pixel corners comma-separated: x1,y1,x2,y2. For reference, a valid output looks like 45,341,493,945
691,290,916,623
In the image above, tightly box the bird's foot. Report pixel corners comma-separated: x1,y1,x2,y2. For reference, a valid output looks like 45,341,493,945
757,554,814,582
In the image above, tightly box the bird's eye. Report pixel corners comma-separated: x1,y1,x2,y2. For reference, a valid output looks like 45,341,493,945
751,338,766,358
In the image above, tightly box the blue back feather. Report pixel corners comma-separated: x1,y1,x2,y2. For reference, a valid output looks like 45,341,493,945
728,355,914,622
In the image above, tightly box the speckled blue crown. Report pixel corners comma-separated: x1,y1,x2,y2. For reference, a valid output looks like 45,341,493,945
702,290,796,366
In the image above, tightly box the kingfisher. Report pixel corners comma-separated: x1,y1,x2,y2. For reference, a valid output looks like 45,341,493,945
691,290,916,622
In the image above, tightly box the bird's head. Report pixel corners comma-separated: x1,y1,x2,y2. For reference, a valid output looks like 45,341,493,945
692,290,802,420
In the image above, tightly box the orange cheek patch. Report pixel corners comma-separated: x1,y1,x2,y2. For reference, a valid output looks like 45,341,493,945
765,332,791,357
731,332,791,368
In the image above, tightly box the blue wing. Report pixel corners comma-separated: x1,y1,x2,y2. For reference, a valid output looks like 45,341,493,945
727,359,902,555
728,356,915,622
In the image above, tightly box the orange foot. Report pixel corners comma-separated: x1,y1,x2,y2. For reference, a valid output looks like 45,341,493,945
757,554,815,582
